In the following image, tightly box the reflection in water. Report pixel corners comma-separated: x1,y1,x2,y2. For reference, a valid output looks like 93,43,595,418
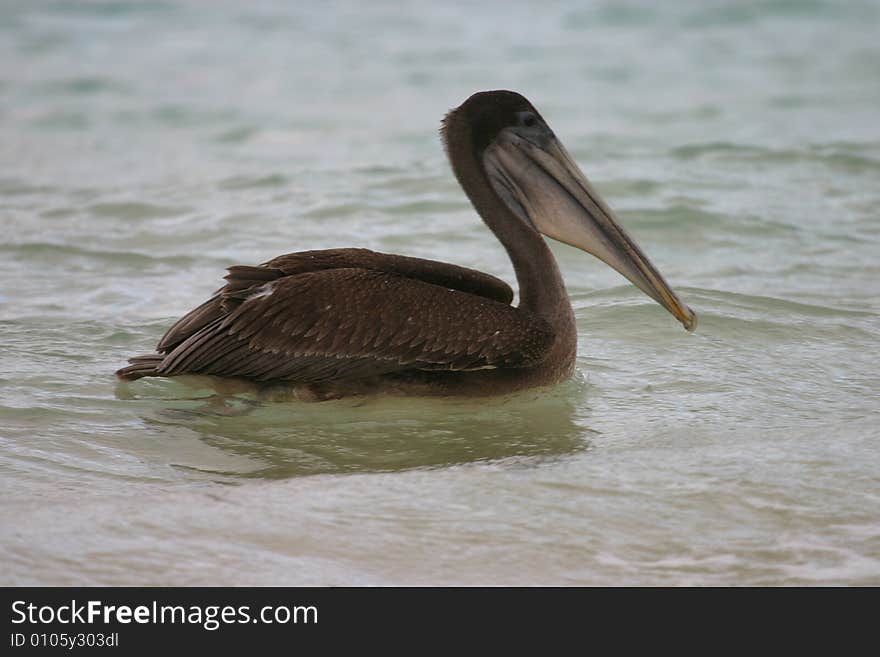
123,377,593,479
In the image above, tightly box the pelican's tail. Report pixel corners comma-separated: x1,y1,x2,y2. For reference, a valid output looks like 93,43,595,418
116,354,164,381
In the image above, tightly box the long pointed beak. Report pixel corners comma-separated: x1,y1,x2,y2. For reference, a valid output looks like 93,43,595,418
483,130,697,332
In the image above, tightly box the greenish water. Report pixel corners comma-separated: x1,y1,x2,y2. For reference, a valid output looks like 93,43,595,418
1,0,879,585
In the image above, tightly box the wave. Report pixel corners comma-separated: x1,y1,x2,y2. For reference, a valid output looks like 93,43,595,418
0,241,222,267
671,141,880,174
572,285,878,341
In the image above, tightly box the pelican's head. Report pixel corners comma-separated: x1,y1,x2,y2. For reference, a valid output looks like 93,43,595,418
443,90,697,332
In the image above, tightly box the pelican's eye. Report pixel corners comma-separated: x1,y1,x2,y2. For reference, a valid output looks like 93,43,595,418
517,111,538,128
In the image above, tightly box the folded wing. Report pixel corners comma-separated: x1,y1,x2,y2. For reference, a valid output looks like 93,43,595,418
118,249,553,383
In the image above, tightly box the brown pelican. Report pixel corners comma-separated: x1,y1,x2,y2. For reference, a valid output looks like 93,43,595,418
117,90,696,399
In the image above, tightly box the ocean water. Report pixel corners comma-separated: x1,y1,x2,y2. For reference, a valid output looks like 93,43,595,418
1,0,879,585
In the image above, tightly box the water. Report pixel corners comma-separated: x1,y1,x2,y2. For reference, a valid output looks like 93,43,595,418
2,0,879,585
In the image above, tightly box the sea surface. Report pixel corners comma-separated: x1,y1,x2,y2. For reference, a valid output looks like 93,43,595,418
1,0,878,585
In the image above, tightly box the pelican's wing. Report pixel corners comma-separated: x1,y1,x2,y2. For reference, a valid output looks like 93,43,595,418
155,248,513,353
143,267,552,383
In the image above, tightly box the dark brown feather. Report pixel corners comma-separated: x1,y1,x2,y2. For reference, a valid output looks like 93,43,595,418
118,249,549,384
153,248,513,354
148,267,551,382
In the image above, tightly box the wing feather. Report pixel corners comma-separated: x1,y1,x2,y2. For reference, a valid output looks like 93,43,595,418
155,268,552,383
155,248,513,354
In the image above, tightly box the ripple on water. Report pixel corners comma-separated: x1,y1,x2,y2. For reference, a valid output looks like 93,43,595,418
36,76,128,96
0,242,210,269
623,204,800,239
217,174,289,190
671,141,880,174
572,285,878,343
87,202,193,220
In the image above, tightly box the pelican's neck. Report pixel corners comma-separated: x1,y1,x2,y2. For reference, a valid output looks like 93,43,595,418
444,127,571,322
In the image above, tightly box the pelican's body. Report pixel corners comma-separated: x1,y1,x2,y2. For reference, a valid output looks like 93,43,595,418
117,91,695,399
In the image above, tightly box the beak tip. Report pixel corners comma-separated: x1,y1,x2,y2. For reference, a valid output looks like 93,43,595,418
682,307,698,333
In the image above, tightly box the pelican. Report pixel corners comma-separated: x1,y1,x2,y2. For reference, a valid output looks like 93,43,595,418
117,90,696,399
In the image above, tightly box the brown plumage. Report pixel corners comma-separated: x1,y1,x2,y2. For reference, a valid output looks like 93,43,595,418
119,248,553,385
117,91,696,399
